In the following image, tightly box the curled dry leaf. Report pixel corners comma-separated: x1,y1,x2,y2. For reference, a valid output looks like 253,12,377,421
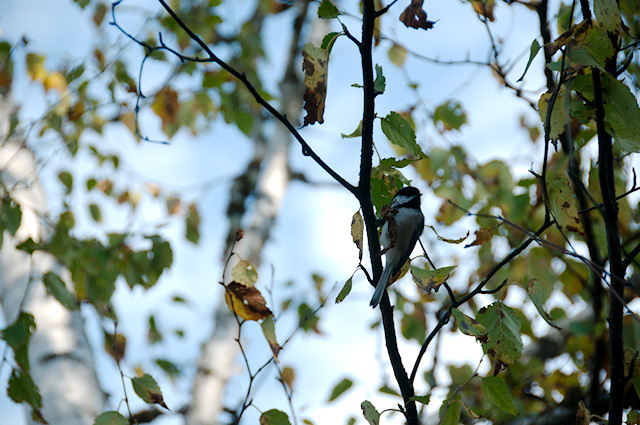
399,0,436,30
465,226,497,247
225,281,272,321
302,43,327,126
235,227,244,241
471,0,495,21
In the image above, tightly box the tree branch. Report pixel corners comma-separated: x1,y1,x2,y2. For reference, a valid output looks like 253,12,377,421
111,0,357,196
358,0,417,423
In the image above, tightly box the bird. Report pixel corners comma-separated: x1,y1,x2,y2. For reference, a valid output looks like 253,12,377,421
370,186,424,308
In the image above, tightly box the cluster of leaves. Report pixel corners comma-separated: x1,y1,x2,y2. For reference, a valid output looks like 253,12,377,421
326,0,640,423
0,1,208,422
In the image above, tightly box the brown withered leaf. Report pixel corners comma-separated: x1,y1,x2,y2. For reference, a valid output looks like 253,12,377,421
399,0,436,30
104,331,127,364
471,0,495,21
549,20,591,55
465,226,497,247
302,43,329,126
225,281,272,321
575,400,591,425
281,366,295,389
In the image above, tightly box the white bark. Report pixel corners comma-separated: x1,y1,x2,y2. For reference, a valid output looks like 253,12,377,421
0,101,104,425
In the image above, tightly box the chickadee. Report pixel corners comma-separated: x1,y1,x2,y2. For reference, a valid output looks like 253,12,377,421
370,186,424,308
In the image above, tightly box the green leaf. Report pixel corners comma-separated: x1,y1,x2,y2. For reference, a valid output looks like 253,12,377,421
410,265,457,294
361,400,380,425
433,101,467,131
401,312,427,342
380,112,424,157
524,278,561,330
476,301,523,370
439,394,462,425
481,376,519,415
2,312,36,371
298,302,320,333
594,0,623,34
94,411,128,425
1,196,22,236
378,157,419,170
335,276,353,304
131,373,168,408
379,385,400,396
260,409,291,425
88,203,102,222
154,358,180,380
147,315,162,344
86,177,97,191
7,369,45,423
370,167,408,213
185,203,200,244
601,74,640,152
374,64,385,94
66,64,85,82
452,308,488,339
16,237,39,254
58,171,73,193
261,314,280,358
320,32,341,52
517,39,541,82
231,259,258,287
43,272,79,310
387,44,407,67
567,24,614,70
411,394,431,405
341,121,362,138
318,0,341,18
328,378,353,402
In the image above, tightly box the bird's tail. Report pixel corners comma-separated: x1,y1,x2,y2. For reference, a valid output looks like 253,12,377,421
370,266,393,308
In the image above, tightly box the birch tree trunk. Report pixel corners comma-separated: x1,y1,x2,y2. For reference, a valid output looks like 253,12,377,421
185,2,312,424
0,96,104,425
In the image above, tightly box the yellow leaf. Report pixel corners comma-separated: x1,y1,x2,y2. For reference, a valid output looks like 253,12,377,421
43,71,67,93
225,282,272,321
547,177,585,236
351,211,364,260
152,87,179,129
26,53,45,80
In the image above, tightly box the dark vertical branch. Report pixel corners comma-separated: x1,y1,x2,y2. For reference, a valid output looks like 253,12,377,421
592,67,626,425
535,0,554,91
578,0,625,420
358,1,417,423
